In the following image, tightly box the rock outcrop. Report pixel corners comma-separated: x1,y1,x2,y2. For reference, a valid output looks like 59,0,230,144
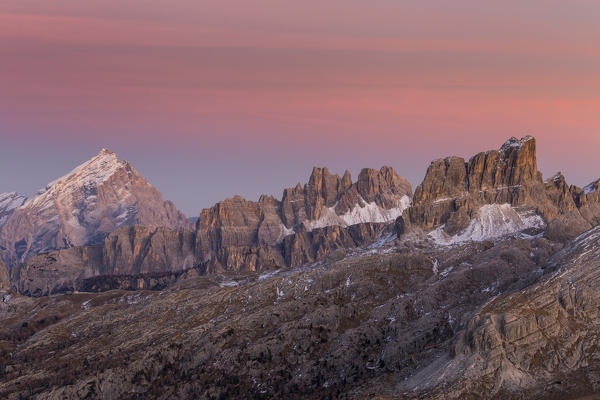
194,166,411,270
406,136,600,241
0,259,9,290
279,166,412,231
0,149,191,266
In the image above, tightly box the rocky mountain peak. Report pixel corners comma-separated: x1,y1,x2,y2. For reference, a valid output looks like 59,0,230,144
29,149,126,210
495,135,539,185
341,170,352,191
499,135,534,152
0,150,190,265
407,135,600,242
414,135,540,208
356,166,412,206
548,172,567,187
305,167,342,219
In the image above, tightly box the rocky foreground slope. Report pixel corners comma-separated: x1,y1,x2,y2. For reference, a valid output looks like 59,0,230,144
405,224,600,399
1,220,600,399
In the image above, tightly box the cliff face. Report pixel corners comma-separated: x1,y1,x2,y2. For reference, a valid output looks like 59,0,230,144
407,136,600,240
0,150,190,266
194,166,411,269
12,221,391,296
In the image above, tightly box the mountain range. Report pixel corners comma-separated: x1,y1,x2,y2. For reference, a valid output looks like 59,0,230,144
1,136,600,399
4,135,599,296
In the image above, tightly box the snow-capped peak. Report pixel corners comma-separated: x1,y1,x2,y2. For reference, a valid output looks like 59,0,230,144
26,149,126,209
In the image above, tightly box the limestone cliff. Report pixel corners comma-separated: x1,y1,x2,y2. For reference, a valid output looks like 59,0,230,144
406,136,600,241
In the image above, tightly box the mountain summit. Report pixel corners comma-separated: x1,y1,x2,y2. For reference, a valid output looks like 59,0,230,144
406,136,600,242
0,149,190,265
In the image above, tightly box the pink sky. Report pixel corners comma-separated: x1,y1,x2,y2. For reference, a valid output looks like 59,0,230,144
1,1,599,215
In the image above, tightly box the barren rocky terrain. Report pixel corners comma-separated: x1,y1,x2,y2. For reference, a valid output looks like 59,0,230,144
1,226,599,399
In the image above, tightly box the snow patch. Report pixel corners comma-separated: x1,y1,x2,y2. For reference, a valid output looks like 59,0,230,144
219,281,239,288
258,269,281,281
303,195,410,231
279,224,296,240
0,192,27,226
584,181,598,195
429,204,545,245
440,266,453,278
340,195,410,226
367,232,397,249
0,192,27,212
82,299,92,310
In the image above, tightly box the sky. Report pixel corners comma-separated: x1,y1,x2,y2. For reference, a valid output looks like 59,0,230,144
1,1,599,216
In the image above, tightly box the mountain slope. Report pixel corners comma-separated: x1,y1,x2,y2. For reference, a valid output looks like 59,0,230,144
0,149,190,265
0,192,27,228
405,223,600,399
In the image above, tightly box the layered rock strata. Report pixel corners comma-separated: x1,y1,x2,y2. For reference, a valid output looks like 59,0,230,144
405,136,600,242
